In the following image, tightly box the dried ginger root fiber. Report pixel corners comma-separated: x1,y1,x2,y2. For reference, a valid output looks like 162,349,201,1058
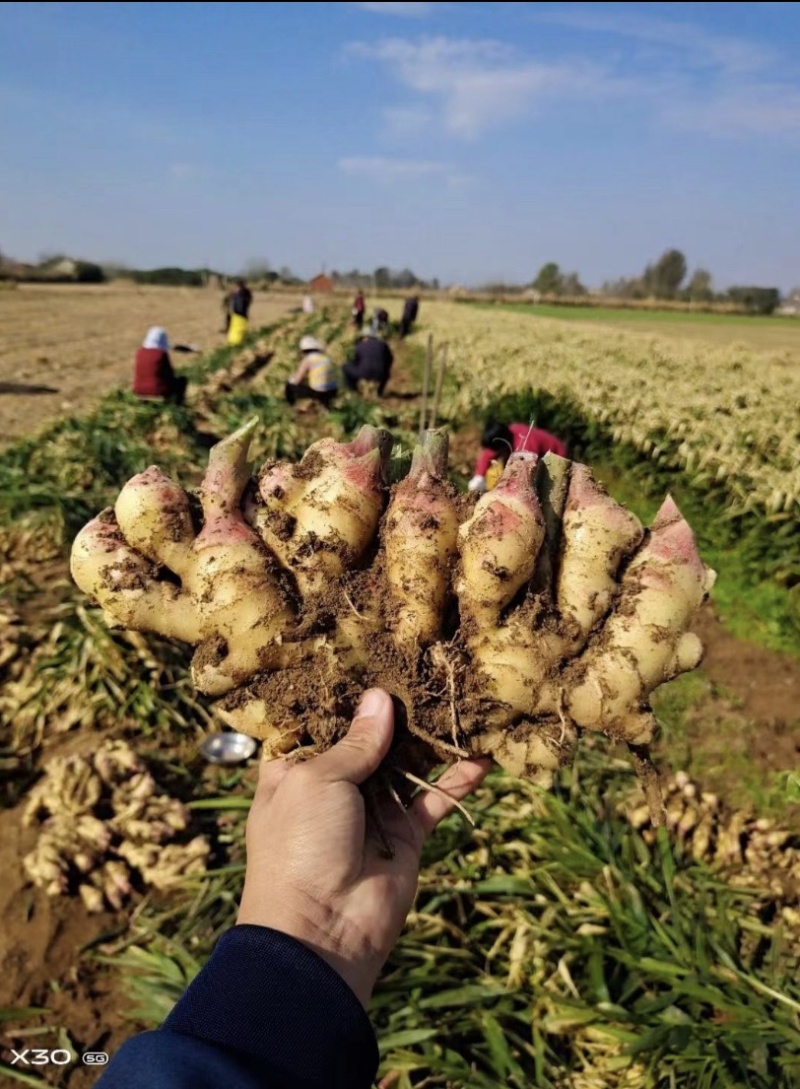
71,420,715,822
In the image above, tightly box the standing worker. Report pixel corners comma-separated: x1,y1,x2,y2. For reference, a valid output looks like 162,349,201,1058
342,328,393,397
468,420,568,494
352,289,366,331
285,336,338,408
132,327,188,405
227,280,253,346
399,294,419,338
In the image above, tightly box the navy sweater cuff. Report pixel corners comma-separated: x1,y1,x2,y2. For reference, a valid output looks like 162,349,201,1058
162,924,379,1087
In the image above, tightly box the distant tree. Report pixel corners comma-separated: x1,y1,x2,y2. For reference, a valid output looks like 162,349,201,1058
480,281,522,296
560,271,587,296
727,286,781,315
278,265,295,283
601,277,646,299
133,267,205,287
393,267,418,289
75,261,106,284
685,268,713,303
533,262,563,295
373,266,391,289
242,258,272,280
644,249,687,298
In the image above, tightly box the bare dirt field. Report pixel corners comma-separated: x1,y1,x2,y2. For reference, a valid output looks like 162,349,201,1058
0,283,297,443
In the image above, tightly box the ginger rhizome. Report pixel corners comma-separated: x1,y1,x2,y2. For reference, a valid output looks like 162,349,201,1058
71,420,716,822
23,740,209,910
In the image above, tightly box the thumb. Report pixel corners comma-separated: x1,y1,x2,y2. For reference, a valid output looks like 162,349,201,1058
313,689,394,785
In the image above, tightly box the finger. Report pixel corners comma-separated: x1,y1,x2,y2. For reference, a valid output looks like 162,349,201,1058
252,753,292,807
410,757,492,840
312,689,394,786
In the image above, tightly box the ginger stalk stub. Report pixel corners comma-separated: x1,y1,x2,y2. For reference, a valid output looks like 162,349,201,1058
249,426,391,597
384,430,458,651
70,420,716,815
457,452,545,626
557,464,644,648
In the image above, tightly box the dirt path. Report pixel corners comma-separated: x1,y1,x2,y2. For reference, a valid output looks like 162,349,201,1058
0,283,297,444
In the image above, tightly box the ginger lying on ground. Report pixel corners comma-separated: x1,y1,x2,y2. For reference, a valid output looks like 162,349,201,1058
71,421,715,822
23,740,209,910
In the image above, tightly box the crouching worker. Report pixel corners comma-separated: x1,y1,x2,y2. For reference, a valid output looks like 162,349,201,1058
285,336,338,408
468,420,568,494
342,329,393,397
133,327,188,406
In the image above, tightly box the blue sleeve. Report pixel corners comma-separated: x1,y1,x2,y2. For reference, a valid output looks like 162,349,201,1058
95,925,379,1089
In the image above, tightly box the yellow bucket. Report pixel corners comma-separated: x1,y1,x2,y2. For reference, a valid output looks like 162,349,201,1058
485,459,504,491
227,313,249,347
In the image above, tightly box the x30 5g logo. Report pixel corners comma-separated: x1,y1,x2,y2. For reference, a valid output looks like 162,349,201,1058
8,1048,108,1066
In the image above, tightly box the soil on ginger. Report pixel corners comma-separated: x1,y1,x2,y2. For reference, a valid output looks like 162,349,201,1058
3,326,800,1078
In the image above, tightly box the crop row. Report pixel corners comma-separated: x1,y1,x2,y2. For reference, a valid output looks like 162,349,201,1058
414,302,799,583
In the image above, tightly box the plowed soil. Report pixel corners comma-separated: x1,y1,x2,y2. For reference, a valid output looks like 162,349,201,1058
0,283,296,443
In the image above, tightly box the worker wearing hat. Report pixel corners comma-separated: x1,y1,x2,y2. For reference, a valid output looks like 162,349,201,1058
285,335,338,408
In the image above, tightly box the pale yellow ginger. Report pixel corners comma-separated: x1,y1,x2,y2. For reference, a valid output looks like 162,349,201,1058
71,422,716,821
22,740,208,911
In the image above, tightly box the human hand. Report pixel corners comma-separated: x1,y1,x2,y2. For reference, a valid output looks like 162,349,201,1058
237,689,491,1007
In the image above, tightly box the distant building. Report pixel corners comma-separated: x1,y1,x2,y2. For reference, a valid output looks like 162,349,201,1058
776,289,800,316
0,261,35,280
308,273,333,293
40,257,78,279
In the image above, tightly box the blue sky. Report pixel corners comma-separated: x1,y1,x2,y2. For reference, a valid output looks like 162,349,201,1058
1,1,799,289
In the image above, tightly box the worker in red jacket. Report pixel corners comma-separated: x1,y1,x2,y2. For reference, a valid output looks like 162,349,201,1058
133,327,188,405
468,420,568,494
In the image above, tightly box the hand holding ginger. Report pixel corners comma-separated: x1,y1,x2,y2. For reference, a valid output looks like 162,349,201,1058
237,689,490,1006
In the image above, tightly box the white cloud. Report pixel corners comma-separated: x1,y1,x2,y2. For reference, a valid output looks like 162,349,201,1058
348,22,800,144
535,10,776,75
350,2,435,16
338,155,455,179
662,84,800,139
348,37,624,138
384,104,435,135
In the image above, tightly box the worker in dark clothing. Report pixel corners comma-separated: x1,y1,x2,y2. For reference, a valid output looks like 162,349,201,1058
342,330,393,396
224,280,253,345
96,690,490,1089
132,327,187,405
399,295,419,338
231,279,253,320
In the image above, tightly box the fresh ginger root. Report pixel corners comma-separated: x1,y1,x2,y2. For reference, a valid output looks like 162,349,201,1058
23,741,209,909
71,422,716,823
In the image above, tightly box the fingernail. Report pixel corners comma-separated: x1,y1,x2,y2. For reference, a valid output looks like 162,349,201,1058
356,689,385,718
